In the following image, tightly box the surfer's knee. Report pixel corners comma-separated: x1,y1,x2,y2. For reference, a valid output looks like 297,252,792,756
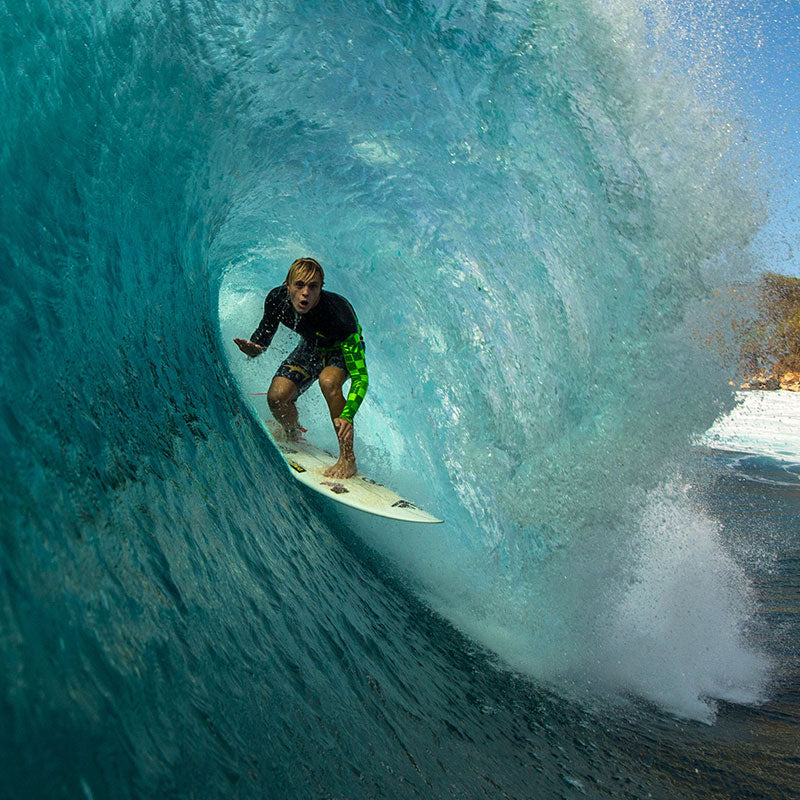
318,367,346,399
267,377,297,408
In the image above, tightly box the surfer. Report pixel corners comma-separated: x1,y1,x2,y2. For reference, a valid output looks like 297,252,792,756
233,258,368,479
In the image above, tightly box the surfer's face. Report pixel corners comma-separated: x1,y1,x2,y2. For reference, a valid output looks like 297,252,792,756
287,276,321,313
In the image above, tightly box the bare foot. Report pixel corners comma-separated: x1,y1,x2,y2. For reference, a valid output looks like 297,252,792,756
323,457,357,479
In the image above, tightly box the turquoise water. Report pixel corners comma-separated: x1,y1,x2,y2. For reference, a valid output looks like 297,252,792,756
2,1,797,797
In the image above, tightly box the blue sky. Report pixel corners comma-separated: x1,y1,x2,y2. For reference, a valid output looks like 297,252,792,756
726,0,799,277
640,1,797,277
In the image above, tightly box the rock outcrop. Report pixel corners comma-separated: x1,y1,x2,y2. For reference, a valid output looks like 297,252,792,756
740,371,800,391
780,371,800,392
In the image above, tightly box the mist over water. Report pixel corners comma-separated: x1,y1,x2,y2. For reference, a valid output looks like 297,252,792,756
1,0,783,797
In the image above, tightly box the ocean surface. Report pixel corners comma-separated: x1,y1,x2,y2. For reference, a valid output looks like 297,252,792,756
2,1,798,798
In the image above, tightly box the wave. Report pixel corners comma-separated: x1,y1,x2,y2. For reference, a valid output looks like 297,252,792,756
0,1,776,795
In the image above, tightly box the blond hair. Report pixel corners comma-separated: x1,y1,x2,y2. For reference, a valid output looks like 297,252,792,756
285,257,324,286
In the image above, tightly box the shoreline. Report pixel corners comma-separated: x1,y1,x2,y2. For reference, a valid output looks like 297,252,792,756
739,386,799,391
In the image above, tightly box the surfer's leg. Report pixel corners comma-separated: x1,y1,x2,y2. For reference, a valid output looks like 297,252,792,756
270,343,320,439
318,366,347,419
318,366,356,478
267,377,302,438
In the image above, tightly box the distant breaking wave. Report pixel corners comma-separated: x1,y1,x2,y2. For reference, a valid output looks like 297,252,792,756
702,391,800,462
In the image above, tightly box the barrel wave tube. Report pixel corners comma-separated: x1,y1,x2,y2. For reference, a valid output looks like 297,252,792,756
0,2,781,798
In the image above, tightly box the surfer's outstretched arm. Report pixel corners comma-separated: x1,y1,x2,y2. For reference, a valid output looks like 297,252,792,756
233,338,265,357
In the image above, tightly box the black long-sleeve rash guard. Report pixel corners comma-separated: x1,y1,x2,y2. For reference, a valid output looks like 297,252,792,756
251,286,358,350
250,285,369,422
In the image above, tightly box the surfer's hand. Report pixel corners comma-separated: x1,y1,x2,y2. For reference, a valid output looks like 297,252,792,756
234,338,264,357
333,417,353,444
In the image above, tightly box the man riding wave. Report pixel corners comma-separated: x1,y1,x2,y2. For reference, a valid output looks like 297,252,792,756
234,258,368,479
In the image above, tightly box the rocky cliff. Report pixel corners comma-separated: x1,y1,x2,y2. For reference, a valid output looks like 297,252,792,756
738,272,800,391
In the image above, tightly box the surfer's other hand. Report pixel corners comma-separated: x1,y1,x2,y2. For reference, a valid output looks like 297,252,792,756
333,417,353,444
234,338,264,357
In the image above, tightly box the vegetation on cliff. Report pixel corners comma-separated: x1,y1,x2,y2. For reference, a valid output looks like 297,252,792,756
736,272,800,387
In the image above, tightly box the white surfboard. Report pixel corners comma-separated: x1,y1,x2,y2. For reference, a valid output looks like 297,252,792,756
264,422,443,523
